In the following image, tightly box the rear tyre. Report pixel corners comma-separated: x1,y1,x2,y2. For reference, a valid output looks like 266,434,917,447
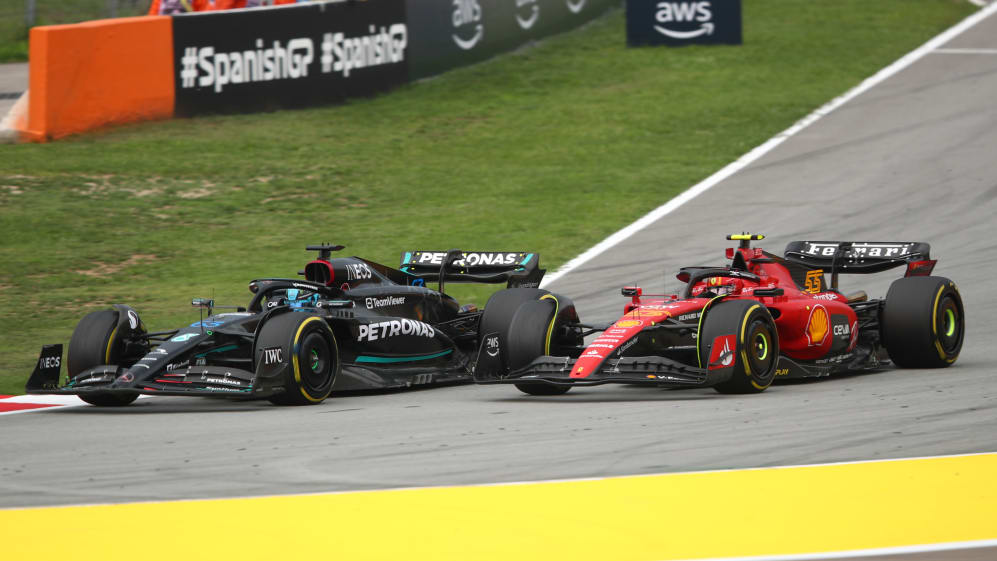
882,276,963,368
507,298,572,396
68,310,139,407
699,300,779,394
259,313,339,405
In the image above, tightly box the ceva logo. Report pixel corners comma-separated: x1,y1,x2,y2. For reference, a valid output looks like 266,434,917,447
516,0,540,30
452,0,484,50
655,1,714,39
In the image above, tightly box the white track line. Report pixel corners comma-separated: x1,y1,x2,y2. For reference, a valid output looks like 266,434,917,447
661,539,997,561
0,394,84,416
1,395,86,405
0,394,153,416
933,47,997,54
541,1,997,288
0,405,77,417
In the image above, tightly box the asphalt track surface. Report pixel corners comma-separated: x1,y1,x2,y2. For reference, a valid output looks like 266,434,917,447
0,62,27,117
3,9,997,560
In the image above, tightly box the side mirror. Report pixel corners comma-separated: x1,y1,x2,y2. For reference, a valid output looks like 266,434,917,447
191,298,214,308
621,286,642,297
752,288,784,297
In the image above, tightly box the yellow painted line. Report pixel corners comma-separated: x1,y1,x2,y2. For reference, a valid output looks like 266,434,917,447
2,453,996,561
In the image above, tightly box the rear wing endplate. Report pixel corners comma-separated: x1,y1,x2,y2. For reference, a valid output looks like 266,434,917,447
400,250,543,289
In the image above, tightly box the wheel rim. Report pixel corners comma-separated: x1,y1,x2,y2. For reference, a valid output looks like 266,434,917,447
299,332,333,393
937,296,962,354
754,332,769,361
746,320,775,380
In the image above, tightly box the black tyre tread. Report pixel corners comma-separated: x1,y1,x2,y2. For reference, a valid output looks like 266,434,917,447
479,288,550,348
68,310,139,407
700,300,779,394
882,276,963,368
68,310,119,376
259,312,339,406
507,298,571,396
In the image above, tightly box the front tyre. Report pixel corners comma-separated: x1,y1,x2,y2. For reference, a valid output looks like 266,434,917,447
479,288,550,347
258,313,339,405
68,310,140,407
507,298,572,396
699,300,779,394
882,276,964,368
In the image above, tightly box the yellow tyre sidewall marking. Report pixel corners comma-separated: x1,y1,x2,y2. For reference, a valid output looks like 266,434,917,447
104,325,118,365
695,295,726,369
932,282,960,363
740,304,760,376
539,293,559,355
291,316,334,403
740,304,771,390
932,283,946,360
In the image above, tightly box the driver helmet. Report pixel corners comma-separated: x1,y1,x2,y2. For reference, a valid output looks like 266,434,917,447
693,277,742,297
285,288,318,308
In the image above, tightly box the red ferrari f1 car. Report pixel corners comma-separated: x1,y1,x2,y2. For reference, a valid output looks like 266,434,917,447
473,234,964,395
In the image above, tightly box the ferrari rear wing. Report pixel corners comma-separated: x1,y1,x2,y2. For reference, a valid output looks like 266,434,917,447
784,241,936,282
399,250,543,289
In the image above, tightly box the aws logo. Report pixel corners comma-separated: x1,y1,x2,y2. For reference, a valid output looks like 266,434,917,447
655,1,714,39
452,0,484,50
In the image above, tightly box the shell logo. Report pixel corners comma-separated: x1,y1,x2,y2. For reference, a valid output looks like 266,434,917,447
807,305,829,346
614,319,643,328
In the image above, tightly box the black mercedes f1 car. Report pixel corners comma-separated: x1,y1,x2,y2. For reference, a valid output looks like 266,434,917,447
26,245,570,406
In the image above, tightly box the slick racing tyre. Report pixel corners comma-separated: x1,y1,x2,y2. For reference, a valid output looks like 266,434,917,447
258,312,339,405
882,276,963,368
68,310,140,407
699,300,779,394
479,288,550,348
506,297,572,396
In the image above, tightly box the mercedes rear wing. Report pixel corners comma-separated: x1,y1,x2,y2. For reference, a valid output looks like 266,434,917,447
784,241,936,288
400,250,543,290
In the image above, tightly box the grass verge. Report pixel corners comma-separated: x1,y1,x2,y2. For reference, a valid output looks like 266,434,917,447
0,1,976,395
1,0,149,62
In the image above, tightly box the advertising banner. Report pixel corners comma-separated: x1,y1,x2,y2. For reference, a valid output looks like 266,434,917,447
406,0,617,81
172,0,409,116
626,0,741,47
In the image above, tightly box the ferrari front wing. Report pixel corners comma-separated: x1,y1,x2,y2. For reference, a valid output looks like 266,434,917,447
473,335,707,387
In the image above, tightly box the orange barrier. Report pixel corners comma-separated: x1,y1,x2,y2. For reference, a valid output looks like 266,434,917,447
20,17,175,142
